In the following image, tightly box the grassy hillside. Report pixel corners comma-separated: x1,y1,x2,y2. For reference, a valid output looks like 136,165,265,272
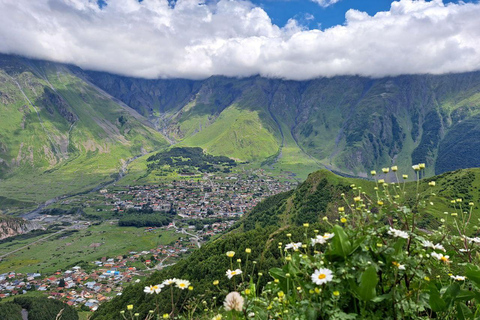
0,55,168,209
92,167,480,319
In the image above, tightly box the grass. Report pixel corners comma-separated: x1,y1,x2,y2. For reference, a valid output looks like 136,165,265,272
181,105,279,162
0,222,182,274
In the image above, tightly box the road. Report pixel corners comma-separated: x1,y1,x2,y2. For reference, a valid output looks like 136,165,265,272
0,225,82,259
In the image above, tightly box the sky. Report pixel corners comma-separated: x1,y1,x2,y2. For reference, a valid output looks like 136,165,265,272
0,0,480,80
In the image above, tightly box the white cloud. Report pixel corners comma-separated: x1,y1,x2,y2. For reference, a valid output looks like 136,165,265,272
0,0,480,80
311,0,342,8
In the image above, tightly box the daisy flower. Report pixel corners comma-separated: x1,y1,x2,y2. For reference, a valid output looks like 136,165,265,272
388,227,409,239
451,275,466,281
285,242,302,251
144,284,164,294
162,278,178,286
226,269,242,279
311,268,333,285
175,279,191,290
431,252,450,263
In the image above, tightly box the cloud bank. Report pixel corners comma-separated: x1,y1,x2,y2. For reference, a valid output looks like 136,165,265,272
1,0,480,80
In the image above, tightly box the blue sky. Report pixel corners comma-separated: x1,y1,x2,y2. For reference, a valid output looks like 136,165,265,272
250,0,477,29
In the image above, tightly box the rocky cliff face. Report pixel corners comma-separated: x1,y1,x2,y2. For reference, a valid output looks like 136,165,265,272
0,216,42,240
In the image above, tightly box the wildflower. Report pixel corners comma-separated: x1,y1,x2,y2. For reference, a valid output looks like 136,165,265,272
403,174,408,179
387,227,409,239
278,291,285,298
382,168,389,173
391,166,398,172
338,207,345,212
248,312,255,318
323,232,334,239
224,292,244,312
226,251,235,258
451,213,458,217
127,305,134,310
333,291,340,296
419,163,426,169
244,289,251,295
341,217,347,223
424,276,430,281
431,252,450,263
213,280,219,285
378,179,385,184
451,275,466,281
421,240,446,252
211,315,222,320
303,223,310,227
392,261,406,270
464,236,480,244
188,286,193,291
322,216,328,221
226,269,242,279
311,268,334,285
377,201,384,206
469,202,474,206
371,170,377,176
144,284,164,294
175,279,191,290
412,165,420,171
429,181,436,187
285,242,302,251
354,196,361,202
163,279,177,286
245,248,251,254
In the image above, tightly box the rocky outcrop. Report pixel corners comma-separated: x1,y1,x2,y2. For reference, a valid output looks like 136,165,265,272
0,216,42,240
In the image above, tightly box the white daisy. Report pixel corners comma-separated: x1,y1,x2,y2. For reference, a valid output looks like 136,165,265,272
144,284,164,294
162,278,177,286
285,242,302,251
451,275,466,281
226,269,242,279
388,227,409,239
311,268,334,285
322,233,335,240
433,243,446,252
431,252,450,263
175,279,191,290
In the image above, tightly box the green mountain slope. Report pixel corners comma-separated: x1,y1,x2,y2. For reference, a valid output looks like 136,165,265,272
91,167,480,319
0,55,168,208
86,72,480,178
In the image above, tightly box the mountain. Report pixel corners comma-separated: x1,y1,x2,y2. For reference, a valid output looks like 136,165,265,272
0,54,168,209
91,167,480,319
85,71,480,177
1,53,480,207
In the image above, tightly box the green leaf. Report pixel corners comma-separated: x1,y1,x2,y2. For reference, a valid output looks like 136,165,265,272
443,283,460,307
330,225,352,259
429,285,447,312
356,266,378,301
466,264,480,289
456,290,476,301
456,302,473,320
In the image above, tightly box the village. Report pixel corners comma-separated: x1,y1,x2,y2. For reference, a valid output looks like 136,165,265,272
0,238,194,311
0,170,295,311
101,170,295,220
